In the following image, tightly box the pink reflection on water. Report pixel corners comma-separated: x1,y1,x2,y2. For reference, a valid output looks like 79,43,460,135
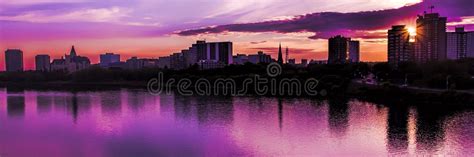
0,89,473,156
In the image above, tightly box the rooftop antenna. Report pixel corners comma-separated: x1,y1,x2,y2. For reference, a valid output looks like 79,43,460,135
429,5,435,13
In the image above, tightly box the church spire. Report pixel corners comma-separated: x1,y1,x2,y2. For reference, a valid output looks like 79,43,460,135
277,43,283,64
70,45,77,57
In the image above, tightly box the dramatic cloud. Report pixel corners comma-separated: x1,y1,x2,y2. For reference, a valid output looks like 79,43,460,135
177,0,474,39
250,41,267,44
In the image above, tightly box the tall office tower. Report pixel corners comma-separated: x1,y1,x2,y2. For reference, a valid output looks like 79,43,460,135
469,30,474,58
192,41,233,65
100,53,121,67
414,13,447,63
285,47,289,64
328,35,349,64
277,43,284,64
5,49,24,72
35,54,50,72
388,25,412,67
447,27,474,59
348,40,360,63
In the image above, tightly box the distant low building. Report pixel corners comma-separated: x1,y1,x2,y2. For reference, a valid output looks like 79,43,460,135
248,51,272,64
198,60,225,70
288,59,296,65
100,53,120,67
170,53,186,70
301,59,308,67
35,54,50,72
157,56,171,69
233,54,249,65
125,57,143,70
50,46,90,73
309,60,327,65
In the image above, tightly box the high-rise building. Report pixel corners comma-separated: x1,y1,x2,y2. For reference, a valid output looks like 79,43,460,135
35,54,50,72
100,53,120,67
192,41,233,65
277,43,283,64
328,35,349,64
447,27,474,60
285,47,289,64
469,31,474,58
414,13,447,63
5,49,23,72
388,25,412,67
349,40,360,63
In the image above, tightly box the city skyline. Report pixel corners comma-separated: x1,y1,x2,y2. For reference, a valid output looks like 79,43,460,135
1,0,473,70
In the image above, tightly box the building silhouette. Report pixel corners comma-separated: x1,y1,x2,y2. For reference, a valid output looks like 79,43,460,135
233,54,249,65
100,53,120,67
414,13,447,63
35,54,50,72
349,40,360,63
328,35,349,64
288,59,296,65
5,49,23,72
447,27,474,60
51,46,91,73
388,25,412,67
277,43,284,64
249,51,273,64
301,59,308,67
192,40,233,65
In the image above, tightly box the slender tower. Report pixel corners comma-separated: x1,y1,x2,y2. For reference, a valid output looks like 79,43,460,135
277,43,284,64
285,47,289,64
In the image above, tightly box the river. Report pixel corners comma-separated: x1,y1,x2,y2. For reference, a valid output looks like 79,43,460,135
0,88,473,156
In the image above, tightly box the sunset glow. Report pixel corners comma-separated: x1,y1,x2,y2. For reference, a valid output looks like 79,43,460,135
1,0,473,70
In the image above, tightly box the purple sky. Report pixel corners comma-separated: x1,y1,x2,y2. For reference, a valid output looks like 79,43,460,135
0,0,473,70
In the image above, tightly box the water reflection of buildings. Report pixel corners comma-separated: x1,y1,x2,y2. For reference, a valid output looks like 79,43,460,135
6,88,25,118
159,94,174,117
173,95,234,127
386,105,409,154
278,98,283,131
127,90,146,113
415,107,447,152
48,92,92,123
327,98,349,137
36,94,53,114
100,91,122,116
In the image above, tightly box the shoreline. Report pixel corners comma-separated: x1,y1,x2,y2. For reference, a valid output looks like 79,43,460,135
1,81,473,107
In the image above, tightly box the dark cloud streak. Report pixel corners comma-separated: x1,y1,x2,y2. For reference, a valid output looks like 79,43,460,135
177,0,474,39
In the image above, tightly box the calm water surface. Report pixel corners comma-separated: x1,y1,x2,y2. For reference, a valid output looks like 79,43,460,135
0,88,473,157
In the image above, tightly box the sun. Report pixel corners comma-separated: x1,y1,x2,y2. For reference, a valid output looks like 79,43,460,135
408,27,416,36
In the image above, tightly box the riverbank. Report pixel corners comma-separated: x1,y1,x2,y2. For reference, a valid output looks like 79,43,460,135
1,80,473,107
348,81,474,106
0,81,149,91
